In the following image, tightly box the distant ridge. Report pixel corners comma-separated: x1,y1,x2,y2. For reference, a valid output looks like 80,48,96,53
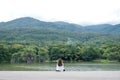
0,17,81,32
0,17,120,44
0,17,120,34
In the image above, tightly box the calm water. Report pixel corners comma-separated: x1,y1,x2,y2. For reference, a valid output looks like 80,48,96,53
0,62,120,71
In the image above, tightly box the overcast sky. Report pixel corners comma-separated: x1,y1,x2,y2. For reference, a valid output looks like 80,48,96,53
0,0,120,25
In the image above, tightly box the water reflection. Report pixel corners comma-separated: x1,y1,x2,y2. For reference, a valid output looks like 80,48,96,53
16,63,120,71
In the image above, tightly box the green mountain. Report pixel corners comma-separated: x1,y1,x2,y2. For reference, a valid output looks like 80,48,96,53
0,17,120,45
0,17,81,32
0,17,120,33
84,24,120,34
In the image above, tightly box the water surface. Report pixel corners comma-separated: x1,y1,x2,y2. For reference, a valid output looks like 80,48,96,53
0,62,120,71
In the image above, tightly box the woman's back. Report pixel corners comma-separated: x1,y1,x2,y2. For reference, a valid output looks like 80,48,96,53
56,58,65,72
58,58,62,66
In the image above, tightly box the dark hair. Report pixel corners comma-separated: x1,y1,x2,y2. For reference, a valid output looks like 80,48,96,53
58,58,62,66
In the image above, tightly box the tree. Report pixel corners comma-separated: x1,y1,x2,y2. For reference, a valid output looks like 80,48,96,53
81,47,100,61
0,44,11,63
37,47,49,63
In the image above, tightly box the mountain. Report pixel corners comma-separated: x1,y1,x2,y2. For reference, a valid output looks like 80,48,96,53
0,17,81,32
84,24,120,34
0,17,41,27
107,24,120,34
53,21,82,32
83,24,113,33
0,17,120,34
0,17,120,45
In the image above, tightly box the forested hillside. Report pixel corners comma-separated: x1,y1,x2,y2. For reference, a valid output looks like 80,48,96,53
0,17,120,63
0,17,120,44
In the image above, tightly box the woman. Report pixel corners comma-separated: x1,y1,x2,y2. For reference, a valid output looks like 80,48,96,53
56,58,65,72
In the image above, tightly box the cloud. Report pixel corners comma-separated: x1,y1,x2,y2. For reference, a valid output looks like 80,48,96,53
0,0,120,25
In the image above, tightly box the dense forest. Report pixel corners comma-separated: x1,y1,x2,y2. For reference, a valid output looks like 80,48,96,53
0,17,120,63
0,42,120,63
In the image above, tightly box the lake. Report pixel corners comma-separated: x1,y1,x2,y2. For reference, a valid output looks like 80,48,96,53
0,62,120,71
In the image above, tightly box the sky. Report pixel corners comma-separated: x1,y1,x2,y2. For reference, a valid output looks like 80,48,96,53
0,0,120,25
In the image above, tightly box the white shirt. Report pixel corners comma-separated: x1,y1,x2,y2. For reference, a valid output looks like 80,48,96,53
56,64,65,72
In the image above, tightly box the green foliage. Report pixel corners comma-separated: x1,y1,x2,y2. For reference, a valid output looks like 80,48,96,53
0,17,120,63
0,42,120,63
0,44,11,63
81,47,101,61
37,47,49,63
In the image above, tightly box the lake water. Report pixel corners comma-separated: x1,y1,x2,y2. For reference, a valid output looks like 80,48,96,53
11,63,120,71
0,62,120,71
